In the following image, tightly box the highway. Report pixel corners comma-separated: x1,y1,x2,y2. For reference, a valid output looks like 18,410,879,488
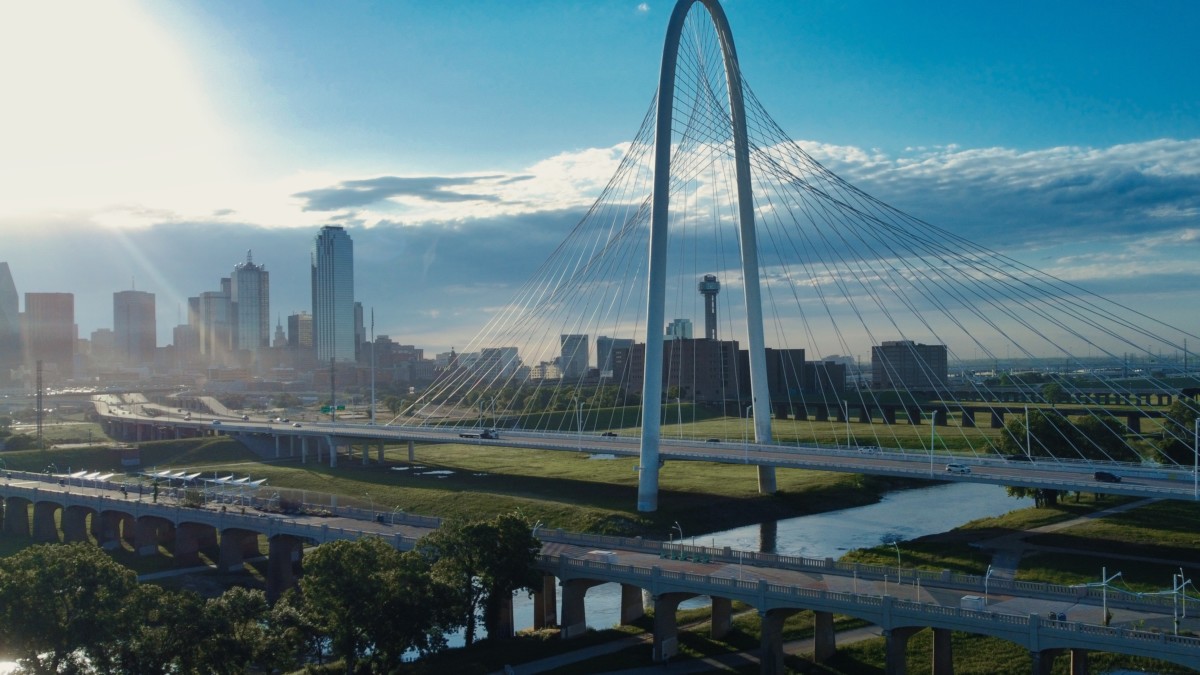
97,397,1200,502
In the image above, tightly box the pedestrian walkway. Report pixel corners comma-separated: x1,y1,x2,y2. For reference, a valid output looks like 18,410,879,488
979,498,1156,579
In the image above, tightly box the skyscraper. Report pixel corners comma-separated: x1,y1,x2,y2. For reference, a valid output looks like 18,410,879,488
23,292,75,377
287,312,313,349
559,334,588,379
0,262,19,381
113,290,156,366
311,226,356,363
231,250,270,363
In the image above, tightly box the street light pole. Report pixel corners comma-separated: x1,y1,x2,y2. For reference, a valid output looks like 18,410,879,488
1193,417,1197,500
984,565,993,605
891,540,901,578
929,413,935,475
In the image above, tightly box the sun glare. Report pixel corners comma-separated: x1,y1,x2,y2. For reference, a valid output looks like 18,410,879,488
0,1,238,224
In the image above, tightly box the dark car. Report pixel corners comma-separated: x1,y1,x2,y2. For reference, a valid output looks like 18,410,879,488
1094,471,1122,483
706,438,721,443
601,432,618,437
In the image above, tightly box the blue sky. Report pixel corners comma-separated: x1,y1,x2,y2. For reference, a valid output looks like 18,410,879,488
1,1,1197,353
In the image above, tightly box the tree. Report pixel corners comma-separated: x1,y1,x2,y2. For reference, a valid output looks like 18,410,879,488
298,537,448,673
1157,399,1199,466
195,587,273,674
417,513,543,646
383,395,406,416
1041,382,1068,405
0,543,139,673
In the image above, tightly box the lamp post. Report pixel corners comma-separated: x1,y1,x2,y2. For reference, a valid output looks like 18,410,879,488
673,521,683,555
575,397,583,451
391,505,404,525
984,565,994,605
929,413,935,475
891,540,902,579
676,397,682,439
1193,417,1198,500
365,492,373,520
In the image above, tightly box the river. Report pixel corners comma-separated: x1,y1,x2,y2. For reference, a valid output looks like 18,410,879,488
499,481,1030,637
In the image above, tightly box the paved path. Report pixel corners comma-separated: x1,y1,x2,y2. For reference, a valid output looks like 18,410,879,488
978,497,1156,579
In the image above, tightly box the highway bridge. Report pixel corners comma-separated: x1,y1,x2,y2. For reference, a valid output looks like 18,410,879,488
96,396,1200,504
2,472,1197,674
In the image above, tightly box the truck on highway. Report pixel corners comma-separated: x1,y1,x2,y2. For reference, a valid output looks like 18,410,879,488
460,429,499,440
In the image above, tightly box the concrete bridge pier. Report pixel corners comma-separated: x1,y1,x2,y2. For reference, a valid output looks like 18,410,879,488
532,574,558,629
931,627,953,675
97,511,126,550
489,594,515,640
760,608,800,675
1069,648,1088,675
814,405,829,422
774,402,791,421
61,505,92,543
858,406,872,424
1030,649,1053,675
794,404,808,421
813,610,836,663
883,626,921,675
325,436,338,468
882,406,896,425
377,442,384,464
1125,413,1141,433
175,522,217,567
652,592,697,662
267,534,304,603
711,596,733,640
408,440,415,462
620,583,645,624
135,516,173,556
3,497,30,537
559,579,605,639
905,407,921,425
960,407,976,428
990,412,1005,429
32,502,59,543
274,435,281,459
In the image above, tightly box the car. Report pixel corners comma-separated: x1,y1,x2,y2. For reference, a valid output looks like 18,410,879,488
601,431,618,437
241,415,250,421
211,420,221,426
945,463,970,474
281,418,290,423
1004,454,1033,462
292,422,302,428
706,438,721,443
1094,471,1122,483
857,445,880,453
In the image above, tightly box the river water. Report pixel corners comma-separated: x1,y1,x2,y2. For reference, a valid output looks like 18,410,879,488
500,481,1030,637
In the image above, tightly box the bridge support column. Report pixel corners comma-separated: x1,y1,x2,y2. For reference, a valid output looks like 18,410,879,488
3,497,30,537
905,407,921,425
98,511,127,550
408,440,415,462
813,610,836,663
758,466,777,494
267,534,303,603
1125,413,1141,433
960,408,976,428
931,627,953,675
327,436,338,468
1030,650,1053,675
175,522,216,567
61,506,92,543
759,608,800,675
620,584,645,624
274,435,280,459
710,596,732,640
1069,649,1088,675
774,402,790,421
559,579,603,639
32,502,59,543
858,406,872,424
487,593,515,640
301,436,308,464
135,517,173,556
377,442,384,464
795,405,808,421
532,574,558,629
990,412,1004,429
652,592,695,662
814,405,828,422
882,406,896,425
883,627,920,675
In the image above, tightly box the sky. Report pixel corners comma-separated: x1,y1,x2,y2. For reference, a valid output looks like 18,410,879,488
1,0,1198,354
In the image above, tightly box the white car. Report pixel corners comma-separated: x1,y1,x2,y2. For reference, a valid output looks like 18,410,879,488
945,463,970,474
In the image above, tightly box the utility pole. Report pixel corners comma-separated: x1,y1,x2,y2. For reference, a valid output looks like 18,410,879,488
370,308,376,425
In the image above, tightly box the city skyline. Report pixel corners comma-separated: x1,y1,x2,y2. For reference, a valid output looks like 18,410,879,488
1,2,1197,352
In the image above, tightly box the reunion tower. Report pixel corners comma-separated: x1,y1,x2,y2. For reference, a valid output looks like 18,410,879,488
698,274,720,340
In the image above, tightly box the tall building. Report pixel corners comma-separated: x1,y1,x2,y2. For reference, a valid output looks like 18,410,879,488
871,340,948,390
287,312,313,349
0,262,19,381
698,274,721,340
113,290,156,366
196,284,232,365
23,292,75,377
231,250,270,363
596,336,634,378
665,318,693,340
354,301,365,361
272,317,287,348
559,334,589,379
311,226,356,363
